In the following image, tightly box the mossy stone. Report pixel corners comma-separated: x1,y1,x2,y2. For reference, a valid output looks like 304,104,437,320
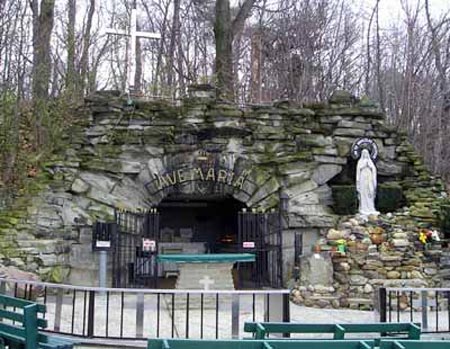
439,201,450,236
45,265,70,283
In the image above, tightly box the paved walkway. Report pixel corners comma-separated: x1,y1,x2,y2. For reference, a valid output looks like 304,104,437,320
70,301,450,348
72,303,373,348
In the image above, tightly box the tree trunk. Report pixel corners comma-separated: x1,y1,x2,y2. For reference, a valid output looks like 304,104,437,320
250,30,262,103
2,1,28,184
32,0,55,100
142,0,170,96
214,0,234,99
167,0,181,93
80,0,95,95
66,0,77,94
31,0,55,147
2,95,21,185
134,39,142,91
214,0,256,100
132,0,142,91
176,26,185,96
425,0,449,174
374,0,385,112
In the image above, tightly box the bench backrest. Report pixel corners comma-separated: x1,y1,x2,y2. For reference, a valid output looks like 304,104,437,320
380,340,450,349
0,294,47,329
0,294,48,349
243,322,421,340
148,339,372,349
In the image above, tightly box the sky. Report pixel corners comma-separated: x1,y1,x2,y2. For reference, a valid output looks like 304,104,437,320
358,0,450,24
91,0,450,91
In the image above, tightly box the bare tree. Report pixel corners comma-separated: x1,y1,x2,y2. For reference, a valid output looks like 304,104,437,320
31,0,55,146
66,0,77,94
80,0,96,95
215,0,257,99
425,0,450,174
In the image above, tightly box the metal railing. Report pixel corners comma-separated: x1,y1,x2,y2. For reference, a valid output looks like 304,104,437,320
378,287,450,333
0,278,290,340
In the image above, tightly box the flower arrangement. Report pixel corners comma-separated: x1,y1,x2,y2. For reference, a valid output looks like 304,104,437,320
336,239,347,254
418,229,440,245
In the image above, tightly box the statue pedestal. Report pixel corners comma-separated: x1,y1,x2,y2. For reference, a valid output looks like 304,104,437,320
157,253,255,290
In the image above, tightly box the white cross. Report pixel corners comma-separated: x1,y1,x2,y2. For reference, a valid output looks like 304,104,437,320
105,8,161,92
199,275,215,290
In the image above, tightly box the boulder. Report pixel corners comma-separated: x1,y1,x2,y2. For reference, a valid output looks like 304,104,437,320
300,254,334,287
327,229,345,240
312,164,342,185
71,178,90,194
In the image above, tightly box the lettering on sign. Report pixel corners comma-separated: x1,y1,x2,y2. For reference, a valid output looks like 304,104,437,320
243,241,255,249
154,168,250,191
96,241,111,248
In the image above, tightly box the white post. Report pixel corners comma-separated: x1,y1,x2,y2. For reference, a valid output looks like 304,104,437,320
99,251,108,288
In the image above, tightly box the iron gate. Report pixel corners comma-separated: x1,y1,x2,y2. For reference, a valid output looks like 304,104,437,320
112,210,160,288
101,208,282,289
237,211,283,288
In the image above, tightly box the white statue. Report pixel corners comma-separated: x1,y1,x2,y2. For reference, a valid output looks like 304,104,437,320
356,149,379,217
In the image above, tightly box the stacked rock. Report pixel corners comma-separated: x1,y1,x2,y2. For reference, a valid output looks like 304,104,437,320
291,212,442,310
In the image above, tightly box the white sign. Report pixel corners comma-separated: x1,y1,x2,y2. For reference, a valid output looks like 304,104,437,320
96,241,111,248
243,241,255,249
142,239,156,252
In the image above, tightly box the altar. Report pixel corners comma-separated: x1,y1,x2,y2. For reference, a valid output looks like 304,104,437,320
157,253,255,290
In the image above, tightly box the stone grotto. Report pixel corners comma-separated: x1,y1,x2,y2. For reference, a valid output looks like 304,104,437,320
0,85,448,308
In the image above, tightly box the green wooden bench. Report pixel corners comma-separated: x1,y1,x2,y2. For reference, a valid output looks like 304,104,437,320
243,322,421,340
148,339,373,349
379,340,450,349
0,294,74,349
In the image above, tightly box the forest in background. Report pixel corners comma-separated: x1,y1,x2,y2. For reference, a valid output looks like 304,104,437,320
0,0,449,196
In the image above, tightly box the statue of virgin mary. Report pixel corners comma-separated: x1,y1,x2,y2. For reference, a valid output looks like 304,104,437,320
356,149,379,217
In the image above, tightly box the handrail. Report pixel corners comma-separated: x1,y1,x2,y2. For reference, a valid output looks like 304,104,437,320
0,277,290,294
0,277,291,340
379,286,450,334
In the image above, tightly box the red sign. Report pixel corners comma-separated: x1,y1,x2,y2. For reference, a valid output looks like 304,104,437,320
243,241,255,249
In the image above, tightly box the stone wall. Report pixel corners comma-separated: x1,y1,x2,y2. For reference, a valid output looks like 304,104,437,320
291,213,442,310
0,87,446,296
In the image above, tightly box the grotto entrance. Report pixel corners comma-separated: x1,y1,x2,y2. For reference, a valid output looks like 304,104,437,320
157,195,244,288
111,195,282,289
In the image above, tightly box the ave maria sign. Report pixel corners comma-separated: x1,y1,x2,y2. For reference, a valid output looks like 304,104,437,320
154,167,250,191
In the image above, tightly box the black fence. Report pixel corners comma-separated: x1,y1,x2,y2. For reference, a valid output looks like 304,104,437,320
237,211,282,288
96,209,284,289
0,278,290,341
378,287,450,333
